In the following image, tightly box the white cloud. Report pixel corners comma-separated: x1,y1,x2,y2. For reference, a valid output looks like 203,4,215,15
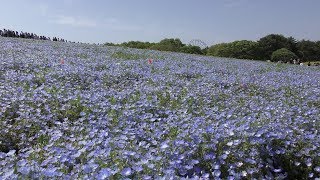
49,15,97,27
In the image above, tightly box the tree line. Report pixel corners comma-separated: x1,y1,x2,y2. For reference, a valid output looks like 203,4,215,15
105,34,320,63
207,34,320,63
105,38,207,55
0,28,68,42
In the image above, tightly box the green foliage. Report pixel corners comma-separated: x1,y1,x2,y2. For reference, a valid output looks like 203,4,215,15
230,40,258,59
150,38,184,52
207,43,232,57
104,34,320,62
104,42,117,46
162,126,180,140
201,47,209,55
0,109,46,153
257,34,291,60
121,41,156,49
159,38,184,48
297,40,320,62
37,134,50,147
271,48,298,62
77,53,88,59
207,40,257,59
287,36,299,55
56,95,92,123
180,45,203,54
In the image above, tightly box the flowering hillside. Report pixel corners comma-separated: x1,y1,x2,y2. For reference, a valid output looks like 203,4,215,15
0,37,319,179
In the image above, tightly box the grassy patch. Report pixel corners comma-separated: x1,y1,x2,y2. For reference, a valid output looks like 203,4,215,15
77,53,89,59
111,51,144,60
111,50,165,60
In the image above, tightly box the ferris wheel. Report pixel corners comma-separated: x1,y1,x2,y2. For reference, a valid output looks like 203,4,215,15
188,39,208,49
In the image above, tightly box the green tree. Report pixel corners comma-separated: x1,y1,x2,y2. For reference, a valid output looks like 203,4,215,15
207,43,233,57
297,40,320,62
201,47,209,55
257,34,290,60
287,36,299,55
104,42,116,46
207,40,257,59
150,38,184,52
271,48,298,63
229,40,258,59
121,41,155,49
180,45,203,54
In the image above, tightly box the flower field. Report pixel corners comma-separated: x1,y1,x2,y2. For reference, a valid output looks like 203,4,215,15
0,37,320,179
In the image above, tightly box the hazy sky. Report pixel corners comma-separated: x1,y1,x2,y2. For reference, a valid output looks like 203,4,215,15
0,0,319,45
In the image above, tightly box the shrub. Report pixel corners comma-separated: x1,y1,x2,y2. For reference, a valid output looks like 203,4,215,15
150,38,184,52
271,48,298,62
180,45,203,55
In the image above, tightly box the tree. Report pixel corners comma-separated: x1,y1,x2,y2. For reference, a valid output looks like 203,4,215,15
228,40,258,59
121,41,155,49
257,34,290,60
150,38,184,52
104,42,116,46
297,40,320,62
207,43,233,57
180,45,203,55
271,48,298,63
207,40,257,60
201,47,209,55
287,36,299,55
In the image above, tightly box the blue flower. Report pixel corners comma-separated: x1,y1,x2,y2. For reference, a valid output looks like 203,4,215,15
83,165,92,173
212,169,221,177
97,168,111,179
160,142,169,149
6,150,16,156
43,168,58,177
121,167,132,176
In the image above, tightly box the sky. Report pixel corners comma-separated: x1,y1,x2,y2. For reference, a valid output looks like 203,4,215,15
0,0,319,45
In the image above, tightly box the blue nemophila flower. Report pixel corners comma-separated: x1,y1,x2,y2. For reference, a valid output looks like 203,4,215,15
147,163,155,169
121,167,132,176
18,166,30,175
160,142,169,149
305,159,313,167
201,173,210,178
83,165,92,173
97,168,111,179
274,169,282,173
132,165,143,172
235,162,243,168
43,168,58,177
212,169,221,177
309,173,314,178
80,111,86,116
142,175,152,180
204,152,215,160
6,150,16,156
